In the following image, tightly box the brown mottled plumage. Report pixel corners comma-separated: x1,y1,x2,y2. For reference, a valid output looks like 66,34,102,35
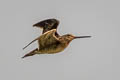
22,19,91,58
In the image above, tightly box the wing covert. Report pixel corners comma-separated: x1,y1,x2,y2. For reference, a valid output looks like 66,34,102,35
38,29,60,49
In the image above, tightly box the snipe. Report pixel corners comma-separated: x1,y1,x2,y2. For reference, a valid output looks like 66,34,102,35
22,19,91,58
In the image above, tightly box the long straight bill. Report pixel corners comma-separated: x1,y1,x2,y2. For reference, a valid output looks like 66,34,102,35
74,36,91,39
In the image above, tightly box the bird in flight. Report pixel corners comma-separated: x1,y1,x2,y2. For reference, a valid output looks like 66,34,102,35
22,19,91,58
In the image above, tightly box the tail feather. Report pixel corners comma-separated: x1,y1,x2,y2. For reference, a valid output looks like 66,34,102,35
22,48,38,58
22,52,35,58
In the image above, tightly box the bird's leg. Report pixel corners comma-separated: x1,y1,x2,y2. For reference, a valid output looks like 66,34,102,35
23,37,40,50
22,48,38,58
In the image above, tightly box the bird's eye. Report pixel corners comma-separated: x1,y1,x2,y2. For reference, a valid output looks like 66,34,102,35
45,22,49,24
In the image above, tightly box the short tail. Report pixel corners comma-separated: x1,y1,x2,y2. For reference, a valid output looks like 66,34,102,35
22,48,38,58
22,52,35,58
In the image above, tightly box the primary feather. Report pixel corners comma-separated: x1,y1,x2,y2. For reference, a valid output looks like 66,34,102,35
33,18,59,34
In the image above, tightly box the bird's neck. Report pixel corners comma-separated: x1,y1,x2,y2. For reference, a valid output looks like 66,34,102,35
59,37,72,44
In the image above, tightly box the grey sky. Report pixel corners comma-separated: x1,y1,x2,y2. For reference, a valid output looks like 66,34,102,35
0,0,120,80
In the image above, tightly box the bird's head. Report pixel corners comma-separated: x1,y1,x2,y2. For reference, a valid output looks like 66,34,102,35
63,34,75,42
62,34,91,43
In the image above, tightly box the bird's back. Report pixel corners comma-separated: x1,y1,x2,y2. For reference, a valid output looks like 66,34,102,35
37,29,68,54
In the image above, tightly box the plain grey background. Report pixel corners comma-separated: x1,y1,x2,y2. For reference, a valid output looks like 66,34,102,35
0,0,120,80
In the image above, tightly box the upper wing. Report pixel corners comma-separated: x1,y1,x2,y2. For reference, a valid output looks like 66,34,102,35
38,29,60,49
33,18,59,34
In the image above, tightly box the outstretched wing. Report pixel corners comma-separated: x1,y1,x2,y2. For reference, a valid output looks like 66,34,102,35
33,18,59,34
38,29,60,50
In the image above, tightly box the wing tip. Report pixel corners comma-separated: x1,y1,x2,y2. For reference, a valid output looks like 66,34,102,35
33,18,59,27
